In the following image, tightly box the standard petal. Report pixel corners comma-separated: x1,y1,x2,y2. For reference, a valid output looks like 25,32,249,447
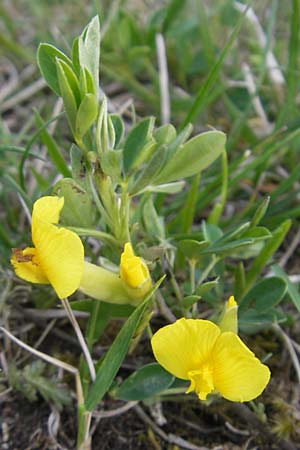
34,220,84,299
213,332,271,402
10,247,49,284
151,318,221,380
32,196,64,228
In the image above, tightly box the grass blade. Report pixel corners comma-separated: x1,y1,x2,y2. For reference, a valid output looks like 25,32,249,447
34,111,71,177
181,5,248,128
85,278,164,411
244,220,291,295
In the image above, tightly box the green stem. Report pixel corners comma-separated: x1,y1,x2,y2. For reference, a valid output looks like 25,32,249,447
77,406,92,450
197,255,219,287
80,303,98,397
118,183,131,244
67,226,119,246
88,173,114,230
189,258,197,317
75,135,91,159
169,264,183,303
208,149,228,225
181,174,201,233
189,259,196,294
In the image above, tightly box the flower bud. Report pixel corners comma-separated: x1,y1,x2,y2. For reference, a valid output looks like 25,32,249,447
79,243,152,306
120,243,152,300
218,295,238,334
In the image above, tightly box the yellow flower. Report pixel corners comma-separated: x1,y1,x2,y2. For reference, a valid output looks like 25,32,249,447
79,242,152,306
11,196,84,299
151,318,270,402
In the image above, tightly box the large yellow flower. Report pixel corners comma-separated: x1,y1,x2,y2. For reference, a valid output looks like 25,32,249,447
151,318,270,402
11,196,84,299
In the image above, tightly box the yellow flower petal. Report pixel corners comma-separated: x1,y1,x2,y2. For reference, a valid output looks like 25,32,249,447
187,365,214,400
33,220,84,299
213,332,271,402
32,196,64,226
120,242,150,288
10,247,49,284
151,318,220,380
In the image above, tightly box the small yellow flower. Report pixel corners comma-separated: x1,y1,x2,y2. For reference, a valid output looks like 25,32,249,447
151,317,270,402
11,196,84,299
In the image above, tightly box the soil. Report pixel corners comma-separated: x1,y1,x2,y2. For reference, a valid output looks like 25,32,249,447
1,379,300,450
1,317,300,450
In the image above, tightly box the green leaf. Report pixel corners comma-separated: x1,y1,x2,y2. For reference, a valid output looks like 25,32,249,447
250,196,270,227
107,115,116,149
153,124,176,145
19,112,65,191
75,93,98,139
239,277,287,313
79,66,88,97
202,222,223,242
72,37,80,75
70,144,88,187
180,174,200,234
71,299,134,317
162,0,187,32
182,295,201,309
196,279,219,296
215,222,250,244
115,363,174,401
78,16,100,94
178,239,210,260
56,59,78,133
244,220,291,293
100,149,123,181
181,6,248,127
154,131,226,184
56,59,81,106
143,197,165,239
52,178,93,227
144,181,186,194
37,43,72,96
234,263,245,301
85,278,164,411
240,227,272,241
271,264,300,313
156,123,193,167
123,117,155,172
205,238,255,255
79,66,96,97
238,309,276,334
130,149,166,196
34,111,71,178
110,114,125,148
